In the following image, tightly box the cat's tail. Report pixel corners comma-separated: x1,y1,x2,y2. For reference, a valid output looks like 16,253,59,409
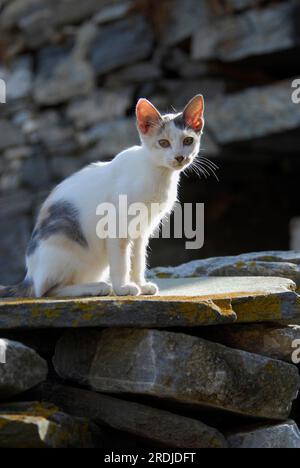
0,278,34,298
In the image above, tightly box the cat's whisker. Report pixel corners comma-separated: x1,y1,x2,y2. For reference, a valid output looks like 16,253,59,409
194,154,220,182
200,159,219,171
191,158,220,182
198,163,220,182
196,154,219,170
189,162,208,179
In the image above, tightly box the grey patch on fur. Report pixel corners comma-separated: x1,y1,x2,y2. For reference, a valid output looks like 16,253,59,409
26,230,40,256
0,278,33,298
173,113,186,130
27,200,88,257
164,112,201,134
159,113,187,133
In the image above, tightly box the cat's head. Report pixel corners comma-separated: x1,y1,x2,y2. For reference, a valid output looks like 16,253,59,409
136,95,204,171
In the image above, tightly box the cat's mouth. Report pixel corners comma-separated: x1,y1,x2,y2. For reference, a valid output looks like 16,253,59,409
170,160,190,171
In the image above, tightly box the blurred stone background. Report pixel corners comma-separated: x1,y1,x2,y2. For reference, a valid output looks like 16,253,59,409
0,0,300,284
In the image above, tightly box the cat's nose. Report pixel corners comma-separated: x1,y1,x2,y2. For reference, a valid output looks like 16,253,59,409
175,156,185,163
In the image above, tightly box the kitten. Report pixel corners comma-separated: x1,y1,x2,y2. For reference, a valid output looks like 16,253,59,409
0,95,205,298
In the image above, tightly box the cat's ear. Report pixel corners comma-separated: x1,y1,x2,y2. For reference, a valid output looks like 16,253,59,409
183,95,205,133
136,98,162,135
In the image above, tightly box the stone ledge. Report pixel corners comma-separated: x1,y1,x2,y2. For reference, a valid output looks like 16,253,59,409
52,328,300,420
0,277,299,329
0,402,97,448
32,383,228,448
151,251,300,289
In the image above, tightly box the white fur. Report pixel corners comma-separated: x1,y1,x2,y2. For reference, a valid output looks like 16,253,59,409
26,98,203,298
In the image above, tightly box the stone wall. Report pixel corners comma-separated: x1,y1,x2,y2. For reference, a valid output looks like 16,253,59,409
1,253,300,448
0,0,300,283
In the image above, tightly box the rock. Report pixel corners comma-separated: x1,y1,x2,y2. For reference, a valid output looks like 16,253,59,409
201,324,300,363
72,21,99,62
192,1,299,62
67,89,132,129
34,383,228,448
156,276,295,296
6,56,32,100
291,218,300,251
0,0,113,31
206,80,300,143
0,189,33,218
149,78,226,110
0,146,32,192
163,48,190,73
0,0,52,31
227,421,300,449
33,57,95,105
0,339,47,399
0,402,97,448
0,283,235,329
162,0,210,46
49,156,82,180
0,216,31,284
179,61,213,79
91,15,154,76
26,111,76,156
55,0,113,27
2,146,32,162
225,0,258,12
20,154,50,189
0,120,25,150
93,1,133,25
53,328,300,420
236,251,300,265
105,63,162,86
0,330,62,359
78,118,138,158
2,277,300,329
151,251,300,288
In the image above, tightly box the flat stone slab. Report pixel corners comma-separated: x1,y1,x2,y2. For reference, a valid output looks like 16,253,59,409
192,2,299,62
0,402,95,448
202,324,300,363
227,421,300,449
34,383,227,448
206,80,300,143
0,339,48,399
151,251,300,289
53,329,300,420
157,277,295,297
0,277,299,329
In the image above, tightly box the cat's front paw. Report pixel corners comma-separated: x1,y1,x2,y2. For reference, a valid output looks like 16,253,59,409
96,282,113,296
114,283,141,296
139,282,159,296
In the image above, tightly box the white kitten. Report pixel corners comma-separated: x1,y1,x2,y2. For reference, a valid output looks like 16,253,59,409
0,95,205,298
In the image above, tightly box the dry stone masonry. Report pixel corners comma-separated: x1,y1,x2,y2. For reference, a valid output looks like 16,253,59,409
1,252,300,448
1,0,300,449
0,0,300,282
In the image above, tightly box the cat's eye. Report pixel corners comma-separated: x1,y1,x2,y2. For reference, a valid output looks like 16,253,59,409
183,137,194,146
158,139,171,148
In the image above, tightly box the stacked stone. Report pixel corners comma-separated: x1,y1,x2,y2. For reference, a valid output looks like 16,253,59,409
1,252,300,447
0,0,300,283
